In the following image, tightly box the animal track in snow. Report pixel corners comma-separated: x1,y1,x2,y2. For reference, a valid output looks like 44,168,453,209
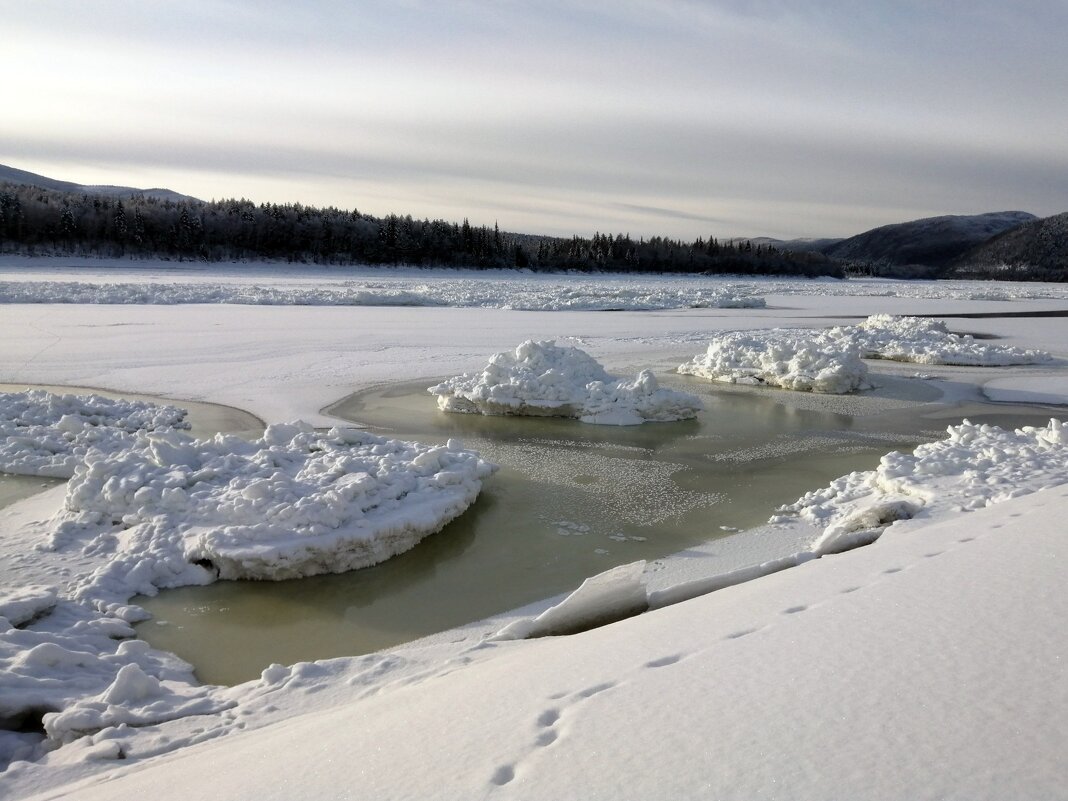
725,627,760,640
490,681,621,789
644,653,683,669
490,764,515,786
537,708,560,728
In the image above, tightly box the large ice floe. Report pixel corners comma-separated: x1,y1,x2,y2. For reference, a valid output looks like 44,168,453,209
679,314,1051,393
428,340,703,425
59,422,497,594
0,390,189,478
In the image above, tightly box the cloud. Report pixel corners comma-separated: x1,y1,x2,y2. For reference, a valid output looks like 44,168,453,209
2,1,1066,239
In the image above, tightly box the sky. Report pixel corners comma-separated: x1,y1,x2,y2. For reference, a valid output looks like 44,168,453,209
2,0,1067,240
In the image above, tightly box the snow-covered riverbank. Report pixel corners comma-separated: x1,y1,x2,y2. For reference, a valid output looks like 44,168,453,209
2,266,1067,799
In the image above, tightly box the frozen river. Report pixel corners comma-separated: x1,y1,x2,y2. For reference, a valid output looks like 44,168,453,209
135,372,1056,684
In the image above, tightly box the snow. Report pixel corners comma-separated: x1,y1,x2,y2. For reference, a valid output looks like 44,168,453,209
843,313,1051,366
429,340,702,425
1,262,1068,799
0,272,764,312
678,328,869,393
0,390,189,478
679,314,1051,394
57,423,495,595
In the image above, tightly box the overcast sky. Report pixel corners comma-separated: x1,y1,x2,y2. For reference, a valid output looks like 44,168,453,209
3,0,1066,239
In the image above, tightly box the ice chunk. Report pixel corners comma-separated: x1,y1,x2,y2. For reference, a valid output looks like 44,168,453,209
0,390,189,478
430,341,701,425
679,330,869,393
493,561,648,639
679,315,1049,395
0,585,58,627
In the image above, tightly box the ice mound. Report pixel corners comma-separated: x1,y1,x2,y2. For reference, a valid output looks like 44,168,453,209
0,390,189,478
429,340,702,425
679,315,1050,394
841,314,1051,366
772,418,1068,546
56,423,497,591
678,330,869,393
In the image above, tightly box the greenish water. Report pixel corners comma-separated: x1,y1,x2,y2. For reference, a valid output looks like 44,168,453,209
135,372,1061,687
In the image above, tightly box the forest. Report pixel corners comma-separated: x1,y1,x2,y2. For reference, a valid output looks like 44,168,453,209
0,182,841,277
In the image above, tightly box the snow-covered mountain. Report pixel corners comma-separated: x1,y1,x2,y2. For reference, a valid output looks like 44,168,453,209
0,163,197,203
822,211,1036,268
953,212,1068,275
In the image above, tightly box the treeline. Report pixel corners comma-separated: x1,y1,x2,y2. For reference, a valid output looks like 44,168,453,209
0,182,841,277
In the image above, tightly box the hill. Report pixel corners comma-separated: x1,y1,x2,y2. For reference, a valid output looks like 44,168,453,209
952,212,1068,280
823,211,1036,273
0,163,198,203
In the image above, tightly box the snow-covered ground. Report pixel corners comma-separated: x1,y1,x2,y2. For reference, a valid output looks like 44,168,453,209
1,263,1067,800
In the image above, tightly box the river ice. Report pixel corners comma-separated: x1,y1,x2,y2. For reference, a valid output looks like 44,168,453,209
1,264,1066,799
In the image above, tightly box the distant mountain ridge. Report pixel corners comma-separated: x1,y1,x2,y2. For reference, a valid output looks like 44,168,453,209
821,211,1037,269
953,212,1068,278
0,163,198,203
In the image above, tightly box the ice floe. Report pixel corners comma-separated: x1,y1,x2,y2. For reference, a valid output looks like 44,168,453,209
57,422,497,595
429,340,702,425
679,315,1051,393
0,390,189,478
678,329,869,393
841,314,1051,366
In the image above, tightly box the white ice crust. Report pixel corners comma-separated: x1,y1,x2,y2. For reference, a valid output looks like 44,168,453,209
0,277,764,312
0,390,189,478
678,329,869,393
844,313,1051,366
59,423,497,593
429,340,702,425
679,314,1050,393
772,417,1068,542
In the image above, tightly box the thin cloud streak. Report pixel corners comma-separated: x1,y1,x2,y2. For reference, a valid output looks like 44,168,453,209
2,1,1065,239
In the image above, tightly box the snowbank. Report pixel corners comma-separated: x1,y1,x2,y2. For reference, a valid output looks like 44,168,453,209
56,423,497,595
429,340,702,425
679,315,1050,393
772,417,1068,539
0,390,189,478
